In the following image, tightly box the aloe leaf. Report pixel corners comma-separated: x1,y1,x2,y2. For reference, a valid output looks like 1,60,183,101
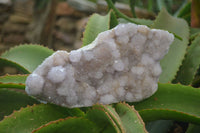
0,83,25,90
82,13,110,46
0,74,27,84
186,124,200,133
174,0,188,17
151,8,189,83
132,83,200,124
176,1,191,24
0,89,39,120
100,105,125,132
118,18,153,26
146,120,173,133
0,74,28,89
173,35,200,85
114,103,147,133
191,28,200,36
1,44,54,73
86,105,121,133
33,117,98,133
0,104,84,133
0,58,29,74
190,28,200,40
156,0,166,11
110,10,118,29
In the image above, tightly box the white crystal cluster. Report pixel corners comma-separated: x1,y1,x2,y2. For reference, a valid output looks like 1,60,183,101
25,23,174,108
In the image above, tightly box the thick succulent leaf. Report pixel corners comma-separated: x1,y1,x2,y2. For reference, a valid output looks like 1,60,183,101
139,109,200,124
110,10,118,29
0,74,28,89
33,117,98,133
174,1,189,16
114,103,147,133
156,0,167,11
0,104,84,133
0,74,27,84
118,18,153,26
86,105,121,133
176,2,191,24
190,28,200,40
145,120,173,133
1,44,54,73
173,35,200,85
0,58,29,74
0,83,25,90
132,83,200,124
191,28,200,35
82,13,110,46
151,8,189,83
101,105,125,132
0,89,39,120
186,124,200,133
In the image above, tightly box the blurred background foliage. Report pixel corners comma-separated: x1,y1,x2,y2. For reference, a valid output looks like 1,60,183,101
0,0,192,58
0,0,200,133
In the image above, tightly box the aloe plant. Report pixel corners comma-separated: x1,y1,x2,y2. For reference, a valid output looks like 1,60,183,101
0,1,200,133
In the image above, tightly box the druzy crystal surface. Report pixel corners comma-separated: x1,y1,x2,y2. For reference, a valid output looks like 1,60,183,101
26,23,174,108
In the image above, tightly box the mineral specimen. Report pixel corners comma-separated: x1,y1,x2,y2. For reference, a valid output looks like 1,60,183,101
25,23,174,108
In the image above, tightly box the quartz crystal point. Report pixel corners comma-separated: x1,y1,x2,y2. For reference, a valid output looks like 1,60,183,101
25,23,174,108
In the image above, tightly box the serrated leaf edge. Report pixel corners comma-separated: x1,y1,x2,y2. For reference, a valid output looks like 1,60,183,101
31,117,94,133
174,34,200,84
0,74,28,85
0,103,39,122
117,102,148,133
139,108,200,124
1,44,54,57
0,57,30,73
152,8,189,82
89,105,122,133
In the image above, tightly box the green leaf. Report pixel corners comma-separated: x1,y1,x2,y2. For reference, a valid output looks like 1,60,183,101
86,105,121,133
156,0,167,11
82,13,110,46
33,117,98,133
129,0,136,18
0,104,84,133
151,8,189,83
132,83,200,124
118,18,153,26
105,0,139,24
190,28,200,40
0,83,25,90
186,124,200,133
176,1,191,24
191,28,200,36
1,44,54,73
0,58,29,74
115,103,147,133
0,89,39,120
173,35,200,85
148,0,155,12
146,120,174,133
101,105,125,132
0,74,28,89
0,74,27,84
110,10,119,29
174,0,189,17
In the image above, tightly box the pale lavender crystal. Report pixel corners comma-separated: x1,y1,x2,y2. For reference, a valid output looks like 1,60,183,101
25,23,174,108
